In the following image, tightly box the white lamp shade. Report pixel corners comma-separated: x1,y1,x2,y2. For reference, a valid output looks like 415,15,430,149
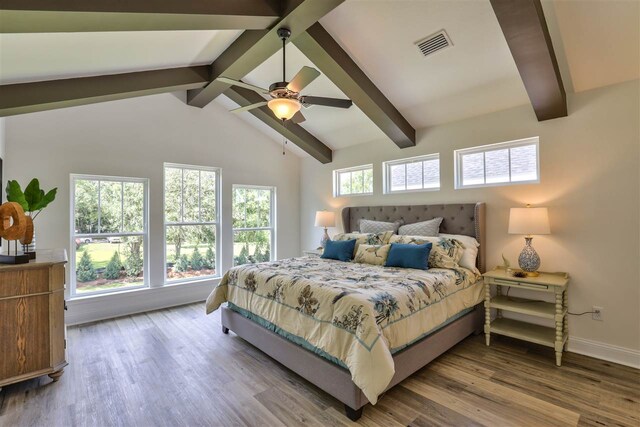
314,211,336,228
508,207,550,235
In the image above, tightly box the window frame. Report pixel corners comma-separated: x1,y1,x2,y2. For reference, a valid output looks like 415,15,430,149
333,164,374,197
454,137,540,189
232,184,277,265
69,174,150,298
163,162,221,285
383,153,440,194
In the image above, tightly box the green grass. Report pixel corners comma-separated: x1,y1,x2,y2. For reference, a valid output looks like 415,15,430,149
78,241,268,267
76,280,143,293
76,242,121,269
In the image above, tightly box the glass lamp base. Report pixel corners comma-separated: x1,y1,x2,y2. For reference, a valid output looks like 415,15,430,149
320,229,330,248
518,236,541,274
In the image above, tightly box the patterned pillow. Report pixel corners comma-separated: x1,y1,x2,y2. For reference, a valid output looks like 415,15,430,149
388,234,465,269
398,217,443,237
333,231,394,254
359,219,403,234
354,244,391,266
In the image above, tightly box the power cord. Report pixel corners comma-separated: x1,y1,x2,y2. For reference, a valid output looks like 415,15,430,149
503,287,595,316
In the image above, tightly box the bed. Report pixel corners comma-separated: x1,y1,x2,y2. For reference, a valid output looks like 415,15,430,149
206,203,486,420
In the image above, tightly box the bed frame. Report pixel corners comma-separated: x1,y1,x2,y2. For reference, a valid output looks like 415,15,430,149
221,203,486,421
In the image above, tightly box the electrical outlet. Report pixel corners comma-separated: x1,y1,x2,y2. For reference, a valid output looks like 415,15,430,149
592,306,603,321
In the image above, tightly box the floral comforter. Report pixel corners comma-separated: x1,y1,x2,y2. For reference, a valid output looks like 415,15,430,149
205,257,483,404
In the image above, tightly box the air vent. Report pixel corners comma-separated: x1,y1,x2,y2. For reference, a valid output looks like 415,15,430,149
415,30,452,57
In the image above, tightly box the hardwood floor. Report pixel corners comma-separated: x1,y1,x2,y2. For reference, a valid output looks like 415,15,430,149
0,303,638,426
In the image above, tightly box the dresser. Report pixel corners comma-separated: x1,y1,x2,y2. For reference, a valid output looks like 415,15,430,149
0,249,68,387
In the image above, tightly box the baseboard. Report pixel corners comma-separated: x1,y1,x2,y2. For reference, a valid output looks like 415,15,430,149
66,278,219,325
568,337,640,369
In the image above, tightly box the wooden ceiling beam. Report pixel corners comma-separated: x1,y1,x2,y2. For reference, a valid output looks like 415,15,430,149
0,0,281,32
0,67,209,117
293,23,416,148
224,86,332,163
187,0,345,108
490,0,567,121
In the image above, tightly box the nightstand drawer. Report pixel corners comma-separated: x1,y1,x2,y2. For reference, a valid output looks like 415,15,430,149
492,278,548,290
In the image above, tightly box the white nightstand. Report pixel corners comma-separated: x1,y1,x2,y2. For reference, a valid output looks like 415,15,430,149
303,249,323,257
483,266,570,366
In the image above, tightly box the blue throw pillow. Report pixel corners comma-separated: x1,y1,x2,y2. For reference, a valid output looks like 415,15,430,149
321,239,357,262
385,243,432,270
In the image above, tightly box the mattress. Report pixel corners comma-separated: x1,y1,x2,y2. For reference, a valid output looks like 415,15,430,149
206,257,483,404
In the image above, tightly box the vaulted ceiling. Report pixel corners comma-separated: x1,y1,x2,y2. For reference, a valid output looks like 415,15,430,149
0,0,638,160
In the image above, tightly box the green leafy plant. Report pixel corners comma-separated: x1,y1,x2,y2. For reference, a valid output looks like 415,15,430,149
76,251,97,282
190,247,204,270
204,247,215,270
6,179,57,219
103,252,123,280
124,250,143,278
174,254,190,273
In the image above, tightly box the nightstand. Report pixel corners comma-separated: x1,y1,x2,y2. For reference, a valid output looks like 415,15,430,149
303,249,323,257
483,266,570,366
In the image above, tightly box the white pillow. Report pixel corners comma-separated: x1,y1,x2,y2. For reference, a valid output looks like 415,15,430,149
398,217,442,236
359,219,402,234
439,233,479,274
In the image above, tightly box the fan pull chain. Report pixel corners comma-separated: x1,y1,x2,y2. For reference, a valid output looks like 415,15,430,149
282,119,287,156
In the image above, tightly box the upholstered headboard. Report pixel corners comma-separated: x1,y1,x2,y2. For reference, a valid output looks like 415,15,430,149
341,203,486,273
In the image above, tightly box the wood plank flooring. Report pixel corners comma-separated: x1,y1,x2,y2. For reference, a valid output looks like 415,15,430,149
0,303,637,426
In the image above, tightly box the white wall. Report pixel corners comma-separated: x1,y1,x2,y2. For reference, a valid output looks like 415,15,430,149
0,117,5,189
4,92,300,323
300,80,640,366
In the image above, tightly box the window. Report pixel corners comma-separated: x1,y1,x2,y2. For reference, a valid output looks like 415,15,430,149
333,164,373,197
71,175,148,296
454,137,539,189
383,154,440,193
164,163,220,283
232,185,275,266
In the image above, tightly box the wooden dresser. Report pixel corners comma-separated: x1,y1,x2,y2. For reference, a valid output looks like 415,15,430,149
0,249,68,388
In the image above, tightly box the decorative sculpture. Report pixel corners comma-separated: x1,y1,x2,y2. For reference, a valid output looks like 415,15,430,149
0,201,30,264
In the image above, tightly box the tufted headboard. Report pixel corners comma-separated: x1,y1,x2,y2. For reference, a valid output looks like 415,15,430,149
341,203,486,273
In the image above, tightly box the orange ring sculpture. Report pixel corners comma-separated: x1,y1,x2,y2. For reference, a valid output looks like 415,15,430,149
20,215,34,245
0,202,27,241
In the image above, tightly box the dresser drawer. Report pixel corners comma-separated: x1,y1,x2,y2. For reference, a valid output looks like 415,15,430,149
0,268,50,298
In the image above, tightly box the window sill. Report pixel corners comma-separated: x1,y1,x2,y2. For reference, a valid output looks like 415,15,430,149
66,278,219,324
163,275,221,287
384,187,440,195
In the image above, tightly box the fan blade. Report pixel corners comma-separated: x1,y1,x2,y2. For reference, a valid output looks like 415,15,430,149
286,66,321,93
301,96,352,109
291,111,306,124
230,101,267,113
216,77,269,94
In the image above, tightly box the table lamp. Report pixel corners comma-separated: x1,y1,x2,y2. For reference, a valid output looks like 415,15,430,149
508,204,550,277
315,210,336,249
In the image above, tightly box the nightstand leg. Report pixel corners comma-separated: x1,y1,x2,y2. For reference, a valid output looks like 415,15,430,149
555,291,563,366
563,289,569,351
484,282,491,346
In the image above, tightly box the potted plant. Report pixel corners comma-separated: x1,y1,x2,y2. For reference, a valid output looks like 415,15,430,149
6,179,57,258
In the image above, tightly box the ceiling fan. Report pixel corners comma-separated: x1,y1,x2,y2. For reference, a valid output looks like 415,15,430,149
217,27,353,124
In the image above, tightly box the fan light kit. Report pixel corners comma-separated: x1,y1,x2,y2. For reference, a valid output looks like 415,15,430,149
268,97,301,121
218,27,353,125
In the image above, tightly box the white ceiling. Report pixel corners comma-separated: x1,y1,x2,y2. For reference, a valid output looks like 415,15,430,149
549,0,640,93
319,0,531,129
0,0,638,157
0,30,242,84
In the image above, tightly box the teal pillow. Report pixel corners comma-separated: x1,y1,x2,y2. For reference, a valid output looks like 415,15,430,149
321,239,357,262
385,243,432,270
